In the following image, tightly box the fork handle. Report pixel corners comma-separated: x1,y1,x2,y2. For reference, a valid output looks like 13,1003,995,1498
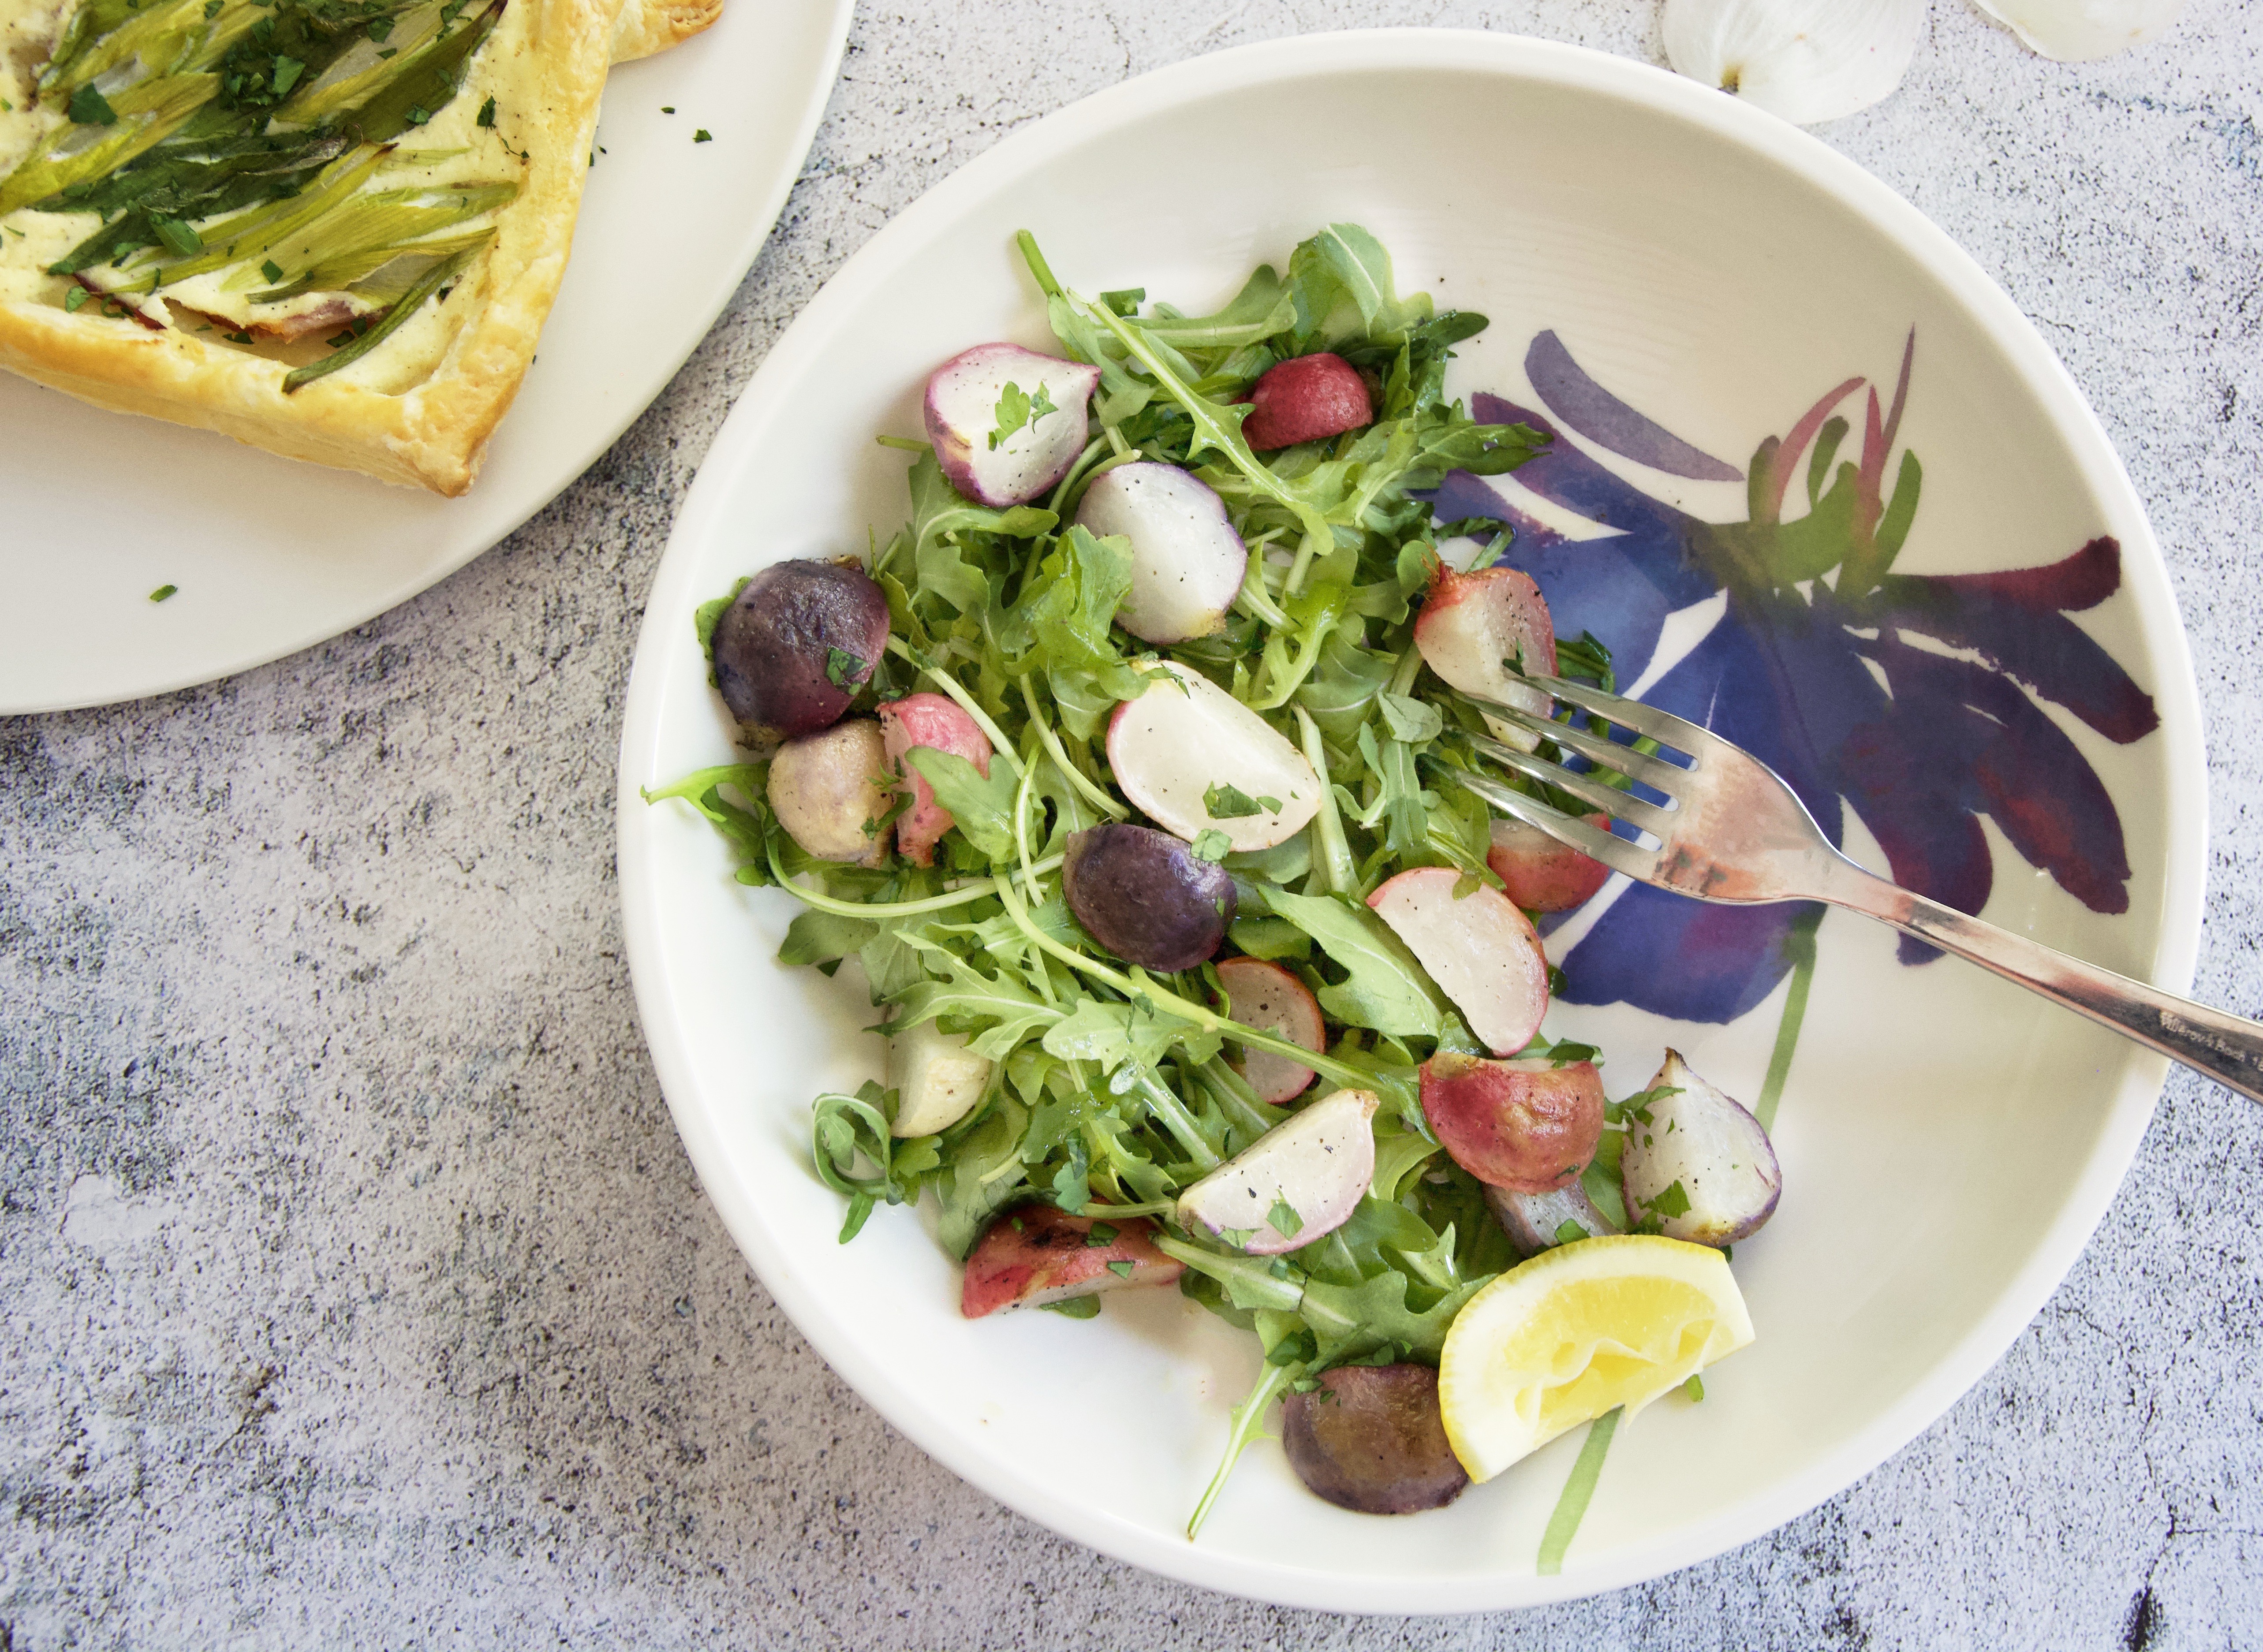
1823,862,2263,1105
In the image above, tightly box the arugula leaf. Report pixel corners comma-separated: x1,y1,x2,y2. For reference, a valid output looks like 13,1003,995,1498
901,747,1017,859
1375,690,1443,745
1264,890,1444,1038
1040,997,1195,1070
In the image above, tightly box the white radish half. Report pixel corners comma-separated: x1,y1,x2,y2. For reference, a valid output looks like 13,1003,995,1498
1105,663,1321,852
768,719,893,868
1483,1180,1617,1259
1217,956,1323,1105
888,1019,994,1139
1074,461,1248,644
878,692,993,868
1413,564,1557,750
1367,868,1549,1055
1619,1050,1782,1246
1176,1087,1379,1255
923,343,1100,508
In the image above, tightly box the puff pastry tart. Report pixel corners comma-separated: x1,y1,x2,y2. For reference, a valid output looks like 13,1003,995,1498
0,0,719,494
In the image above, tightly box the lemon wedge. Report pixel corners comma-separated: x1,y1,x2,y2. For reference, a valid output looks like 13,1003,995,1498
1438,1234,1755,1481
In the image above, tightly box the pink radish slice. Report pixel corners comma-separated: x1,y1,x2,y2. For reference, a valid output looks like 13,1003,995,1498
1412,564,1557,746
923,343,1100,508
1217,956,1323,1104
960,1205,1182,1318
1487,816,1613,913
1074,461,1248,644
1176,1088,1379,1255
1241,352,1374,450
1105,663,1321,852
1366,867,1550,1054
1619,1051,1781,1247
878,693,993,867
1419,1052,1604,1193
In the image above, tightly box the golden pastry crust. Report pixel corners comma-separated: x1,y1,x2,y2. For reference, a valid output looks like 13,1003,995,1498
0,0,719,496
611,0,720,63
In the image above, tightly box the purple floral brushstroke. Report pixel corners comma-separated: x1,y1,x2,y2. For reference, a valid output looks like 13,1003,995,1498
1522,331,1745,483
1436,346,2158,1024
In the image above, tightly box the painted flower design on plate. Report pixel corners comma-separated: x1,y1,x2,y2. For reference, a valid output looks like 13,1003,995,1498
1434,332,2161,1025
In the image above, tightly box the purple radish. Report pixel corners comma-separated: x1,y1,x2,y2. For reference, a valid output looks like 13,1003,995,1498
1619,1050,1782,1246
1176,1087,1379,1255
1104,664,1320,852
1073,461,1248,644
1483,1179,1617,1259
923,343,1100,507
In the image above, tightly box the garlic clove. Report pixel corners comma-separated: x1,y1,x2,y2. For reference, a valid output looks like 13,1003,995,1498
1971,0,2186,62
1663,0,1926,126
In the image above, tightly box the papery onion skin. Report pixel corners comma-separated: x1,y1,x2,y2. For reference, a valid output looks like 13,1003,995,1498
1972,0,2186,62
1662,0,1926,126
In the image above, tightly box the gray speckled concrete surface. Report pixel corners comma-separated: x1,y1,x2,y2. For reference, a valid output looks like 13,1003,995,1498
4,2,2261,1645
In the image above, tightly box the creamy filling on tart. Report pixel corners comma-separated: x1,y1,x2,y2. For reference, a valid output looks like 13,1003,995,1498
0,0,532,394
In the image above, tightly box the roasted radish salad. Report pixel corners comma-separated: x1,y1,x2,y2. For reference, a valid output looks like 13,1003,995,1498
652,226,1783,1554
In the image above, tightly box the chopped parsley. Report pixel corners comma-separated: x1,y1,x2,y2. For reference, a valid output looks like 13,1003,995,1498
67,84,118,126
148,584,179,603
1265,1197,1303,1239
1683,1374,1705,1402
1641,1179,1692,1220
407,105,431,125
477,95,497,127
986,380,1057,450
1084,1222,1118,1247
151,216,202,256
1553,1218,1587,1246
823,647,870,689
366,12,394,37
661,105,675,114
261,259,285,283
1104,1260,1136,1280
1203,782,1277,819
1189,828,1231,863
62,286,89,313
693,128,712,142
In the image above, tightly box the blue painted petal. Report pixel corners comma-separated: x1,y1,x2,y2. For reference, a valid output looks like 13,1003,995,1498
1523,332,1744,482
1557,884,1816,1023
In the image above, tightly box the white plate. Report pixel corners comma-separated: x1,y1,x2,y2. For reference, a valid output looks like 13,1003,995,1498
0,0,852,715
615,33,2207,1611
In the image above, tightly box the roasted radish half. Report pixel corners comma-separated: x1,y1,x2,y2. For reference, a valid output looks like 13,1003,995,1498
1366,868,1550,1054
1420,1052,1606,1193
1281,1364,1469,1514
878,693,994,867
1074,462,1247,645
960,1204,1182,1318
1062,824,1235,973
923,343,1100,508
1483,1179,1617,1260
1105,664,1321,852
1176,1087,1378,1255
768,719,894,867
1241,352,1374,451
888,1019,993,1139
1620,1051,1782,1246
1487,815,1613,914
1412,564,1557,743
710,559,891,750
1216,956,1324,1104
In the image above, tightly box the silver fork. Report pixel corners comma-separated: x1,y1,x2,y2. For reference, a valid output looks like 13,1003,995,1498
1434,674,2263,1106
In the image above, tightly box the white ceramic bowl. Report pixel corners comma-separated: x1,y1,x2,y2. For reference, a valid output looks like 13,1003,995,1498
616,31,2205,1611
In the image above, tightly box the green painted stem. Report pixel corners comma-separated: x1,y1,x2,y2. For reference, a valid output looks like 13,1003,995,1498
1755,904,1823,1132
1537,1408,1621,1576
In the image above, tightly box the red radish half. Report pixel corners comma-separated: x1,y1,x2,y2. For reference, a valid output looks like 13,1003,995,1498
1366,867,1549,1053
1074,462,1248,645
1176,1087,1379,1255
1619,1051,1781,1246
1217,957,1323,1104
1242,353,1373,450
960,1204,1182,1318
923,343,1100,508
1419,1052,1605,1193
878,693,993,867
1105,663,1321,852
1487,815,1613,913
1412,564,1557,743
